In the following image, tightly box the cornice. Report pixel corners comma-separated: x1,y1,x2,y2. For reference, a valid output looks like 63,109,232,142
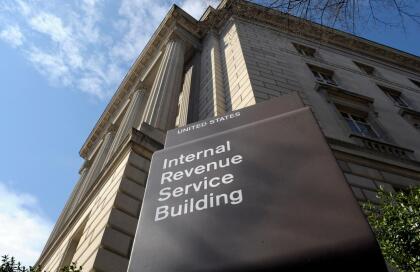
80,0,420,159
224,1,420,73
79,5,201,159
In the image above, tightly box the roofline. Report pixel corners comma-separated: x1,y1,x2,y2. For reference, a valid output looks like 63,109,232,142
79,0,420,159
79,4,199,158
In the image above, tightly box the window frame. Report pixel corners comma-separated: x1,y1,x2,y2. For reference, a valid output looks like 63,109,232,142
309,65,336,85
293,43,316,58
409,79,420,89
400,108,420,132
379,85,410,108
354,61,376,76
339,111,380,139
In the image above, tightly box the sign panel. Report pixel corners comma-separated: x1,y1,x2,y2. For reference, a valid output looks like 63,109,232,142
128,94,387,271
165,92,305,147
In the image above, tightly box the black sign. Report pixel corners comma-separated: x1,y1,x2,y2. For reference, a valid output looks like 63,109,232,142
128,94,387,271
165,92,305,147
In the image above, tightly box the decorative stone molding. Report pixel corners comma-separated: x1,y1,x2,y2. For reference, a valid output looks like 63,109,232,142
350,134,415,160
327,136,420,173
79,0,420,160
105,89,147,164
222,0,420,72
79,5,201,159
317,82,374,116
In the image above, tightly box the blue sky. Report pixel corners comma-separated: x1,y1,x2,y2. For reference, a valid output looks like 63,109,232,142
0,0,419,267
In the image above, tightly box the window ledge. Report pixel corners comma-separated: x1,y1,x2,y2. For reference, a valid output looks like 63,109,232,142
316,82,374,105
399,107,420,118
349,134,415,160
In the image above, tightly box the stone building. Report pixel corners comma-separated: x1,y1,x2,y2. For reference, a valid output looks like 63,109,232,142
36,0,420,271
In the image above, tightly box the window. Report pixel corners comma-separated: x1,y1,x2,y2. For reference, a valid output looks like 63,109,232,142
310,66,336,85
410,79,420,89
340,111,380,139
293,43,316,57
354,61,376,76
405,115,420,131
379,86,410,108
400,108,420,132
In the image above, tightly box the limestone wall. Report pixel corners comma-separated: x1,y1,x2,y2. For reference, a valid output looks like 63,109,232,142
40,148,152,272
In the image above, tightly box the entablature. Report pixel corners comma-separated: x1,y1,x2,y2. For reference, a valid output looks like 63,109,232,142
80,0,420,159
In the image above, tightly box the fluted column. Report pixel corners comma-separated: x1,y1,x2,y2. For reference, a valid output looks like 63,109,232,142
209,31,226,117
105,89,146,163
67,166,90,215
46,163,90,246
81,127,116,196
177,64,193,127
199,31,226,119
143,38,185,130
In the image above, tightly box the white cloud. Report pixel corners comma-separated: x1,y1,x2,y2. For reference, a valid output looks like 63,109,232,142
15,0,31,16
0,0,219,99
0,25,24,47
0,182,53,267
79,76,106,98
29,13,70,42
179,0,219,19
27,48,72,86
29,12,83,69
111,0,169,63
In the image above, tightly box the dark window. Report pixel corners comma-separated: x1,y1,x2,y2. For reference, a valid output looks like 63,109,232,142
403,113,420,131
354,62,376,76
340,112,379,139
389,93,409,108
379,86,409,108
410,79,420,89
293,43,316,57
310,67,336,85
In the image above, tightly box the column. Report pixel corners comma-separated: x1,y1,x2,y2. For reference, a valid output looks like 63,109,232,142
67,166,90,215
46,164,90,246
105,89,146,163
177,64,193,127
80,127,116,197
199,31,226,119
143,37,185,130
209,31,226,117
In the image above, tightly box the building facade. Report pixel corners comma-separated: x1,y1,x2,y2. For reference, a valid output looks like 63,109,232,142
37,1,420,271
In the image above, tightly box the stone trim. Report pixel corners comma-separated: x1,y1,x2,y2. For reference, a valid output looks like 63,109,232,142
79,5,200,159
328,137,420,172
79,0,420,160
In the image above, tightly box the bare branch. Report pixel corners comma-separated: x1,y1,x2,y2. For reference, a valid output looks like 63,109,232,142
257,0,420,33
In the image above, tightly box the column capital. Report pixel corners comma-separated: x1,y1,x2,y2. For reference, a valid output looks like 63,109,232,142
165,24,201,50
129,88,145,99
107,123,118,133
79,159,92,173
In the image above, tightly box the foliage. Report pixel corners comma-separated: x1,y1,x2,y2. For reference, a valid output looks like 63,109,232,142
1,256,82,272
363,187,420,272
